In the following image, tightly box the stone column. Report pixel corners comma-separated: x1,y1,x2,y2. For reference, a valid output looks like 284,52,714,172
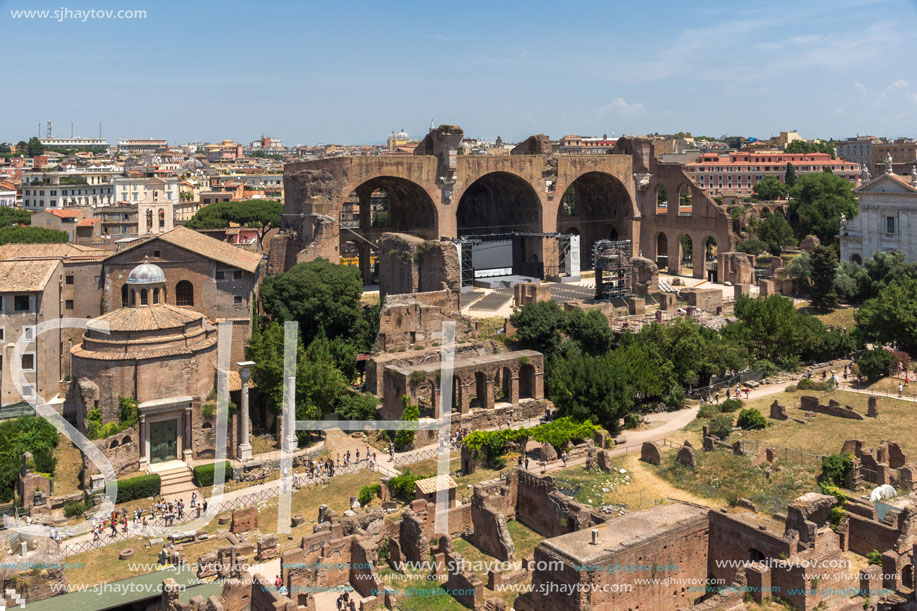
483,378,495,410
138,415,147,467
183,407,193,463
237,361,254,461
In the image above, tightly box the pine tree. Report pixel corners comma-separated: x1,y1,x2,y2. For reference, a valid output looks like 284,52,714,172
784,162,797,187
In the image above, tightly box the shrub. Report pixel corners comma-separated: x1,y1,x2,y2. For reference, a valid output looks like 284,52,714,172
116,474,161,504
719,398,743,413
118,396,139,427
193,461,231,488
857,348,893,383
866,549,882,566
797,378,832,392
387,470,420,502
358,483,381,506
821,453,853,488
697,404,718,419
393,396,420,450
736,408,766,430
709,414,734,439
202,403,216,419
785,384,797,393
64,499,92,518
0,416,59,502
752,359,779,378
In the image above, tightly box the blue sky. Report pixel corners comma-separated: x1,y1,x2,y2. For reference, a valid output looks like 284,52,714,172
3,0,917,145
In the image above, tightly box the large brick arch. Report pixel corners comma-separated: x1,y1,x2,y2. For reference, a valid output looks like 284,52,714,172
282,132,736,277
339,175,440,239
455,171,544,235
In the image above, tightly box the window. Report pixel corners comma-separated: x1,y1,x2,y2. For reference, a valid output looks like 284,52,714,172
215,271,225,281
0,327,4,342
121,284,129,306
886,216,897,234
65,275,74,285
234,295,243,304
140,289,148,305
14,295,30,311
233,270,242,280
65,300,74,310
153,288,160,304
21,353,35,371
23,325,34,341
176,280,194,306
20,383,32,399
153,249,160,258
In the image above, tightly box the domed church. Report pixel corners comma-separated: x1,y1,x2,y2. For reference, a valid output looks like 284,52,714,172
69,258,218,467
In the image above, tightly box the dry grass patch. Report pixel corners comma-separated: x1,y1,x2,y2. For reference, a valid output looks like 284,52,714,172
736,389,917,457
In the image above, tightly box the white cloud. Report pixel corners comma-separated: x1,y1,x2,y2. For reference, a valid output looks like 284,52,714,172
599,97,645,117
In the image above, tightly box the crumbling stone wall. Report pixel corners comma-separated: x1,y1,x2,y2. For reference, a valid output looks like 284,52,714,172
382,350,544,419
471,488,516,561
708,510,796,587
799,395,864,420
373,290,474,353
378,233,460,299
514,470,594,538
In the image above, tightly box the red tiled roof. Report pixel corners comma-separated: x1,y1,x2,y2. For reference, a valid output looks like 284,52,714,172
45,209,83,219
77,218,100,227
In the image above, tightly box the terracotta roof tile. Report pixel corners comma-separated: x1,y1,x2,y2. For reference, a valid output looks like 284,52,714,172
0,260,59,292
414,474,457,495
0,243,104,259
91,303,205,332
109,226,262,273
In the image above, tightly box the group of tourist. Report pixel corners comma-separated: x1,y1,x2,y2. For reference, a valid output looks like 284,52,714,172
335,590,357,611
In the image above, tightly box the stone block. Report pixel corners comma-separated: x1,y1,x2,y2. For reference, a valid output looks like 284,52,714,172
231,507,257,533
769,400,787,420
640,442,661,465
676,441,696,467
868,396,878,418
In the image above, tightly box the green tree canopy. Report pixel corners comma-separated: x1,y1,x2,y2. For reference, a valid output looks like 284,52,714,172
784,162,797,187
0,226,68,245
809,246,839,311
259,259,367,348
755,212,795,255
785,140,836,158
752,176,788,201
246,322,348,420
857,348,892,382
856,277,917,353
788,172,858,246
564,308,614,356
547,351,633,433
0,208,31,227
186,199,282,248
26,137,44,157
509,300,567,356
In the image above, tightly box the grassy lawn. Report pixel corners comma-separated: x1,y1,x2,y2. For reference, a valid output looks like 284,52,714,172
52,434,84,495
554,452,713,511
656,446,817,515
731,389,917,457
64,532,228,588
796,302,857,329
378,568,467,611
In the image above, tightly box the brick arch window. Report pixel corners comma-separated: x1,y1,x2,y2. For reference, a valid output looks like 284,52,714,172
175,280,194,306
121,283,129,307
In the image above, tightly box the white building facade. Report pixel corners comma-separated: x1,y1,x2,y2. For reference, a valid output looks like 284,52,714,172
840,171,917,264
21,170,117,209
112,176,179,204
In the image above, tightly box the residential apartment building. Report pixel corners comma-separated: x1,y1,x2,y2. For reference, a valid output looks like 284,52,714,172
39,137,108,150
686,151,860,195
117,139,168,154
204,140,243,162
556,134,617,154
872,139,917,174
112,176,179,204
96,205,139,240
841,171,917,264
0,190,15,207
836,136,880,170
31,208,100,244
21,169,117,209
0,259,64,408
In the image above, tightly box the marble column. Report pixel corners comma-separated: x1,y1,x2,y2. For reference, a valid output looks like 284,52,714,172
237,361,254,461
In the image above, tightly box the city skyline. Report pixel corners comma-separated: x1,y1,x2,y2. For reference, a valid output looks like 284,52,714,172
3,0,917,145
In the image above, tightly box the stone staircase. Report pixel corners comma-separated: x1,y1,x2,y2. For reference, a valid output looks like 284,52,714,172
157,465,198,500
